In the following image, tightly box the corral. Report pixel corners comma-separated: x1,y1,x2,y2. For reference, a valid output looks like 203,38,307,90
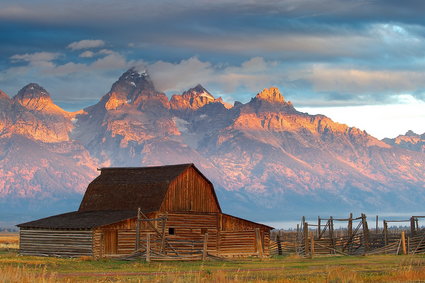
270,213,425,257
17,164,272,260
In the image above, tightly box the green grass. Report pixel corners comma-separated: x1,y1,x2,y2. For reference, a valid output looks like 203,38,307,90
1,249,425,282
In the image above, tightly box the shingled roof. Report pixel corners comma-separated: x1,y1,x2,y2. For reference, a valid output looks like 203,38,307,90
17,210,137,229
78,163,201,212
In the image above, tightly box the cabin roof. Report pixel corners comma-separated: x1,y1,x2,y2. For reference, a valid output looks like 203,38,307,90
79,163,217,212
17,210,138,229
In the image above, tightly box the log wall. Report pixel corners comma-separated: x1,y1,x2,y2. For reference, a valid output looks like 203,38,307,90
20,229,93,257
159,212,219,253
91,212,271,259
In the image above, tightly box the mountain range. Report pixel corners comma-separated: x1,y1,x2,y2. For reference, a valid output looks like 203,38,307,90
1,68,424,226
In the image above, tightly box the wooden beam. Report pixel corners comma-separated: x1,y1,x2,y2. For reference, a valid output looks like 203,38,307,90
310,232,314,259
255,228,263,258
410,217,416,237
401,231,407,255
202,233,209,261
361,213,369,255
317,217,321,238
329,216,335,254
303,222,309,257
135,208,141,251
375,215,379,234
348,213,353,239
146,233,151,262
384,220,388,247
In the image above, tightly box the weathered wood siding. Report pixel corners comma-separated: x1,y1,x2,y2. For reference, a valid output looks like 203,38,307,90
218,230,257,256
219,214,271,257
221,214,268,231
20,229,93,257
160,167,220,213
159,212,219,253
91,211,272,259
93,213,156,258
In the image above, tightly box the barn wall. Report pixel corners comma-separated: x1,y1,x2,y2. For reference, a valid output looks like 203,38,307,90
159,212,219,253
219,214,271,257
19,229,93,257
161,167,220,213
91,212,271,258
93,213,156,258
221,214,269,231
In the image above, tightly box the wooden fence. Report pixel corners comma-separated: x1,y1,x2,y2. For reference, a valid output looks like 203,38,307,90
270,214,425,257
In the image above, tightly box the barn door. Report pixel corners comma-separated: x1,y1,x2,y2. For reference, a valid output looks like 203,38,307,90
104,230,118,255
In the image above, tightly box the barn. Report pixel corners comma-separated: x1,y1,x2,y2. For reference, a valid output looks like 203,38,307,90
17,164,273,259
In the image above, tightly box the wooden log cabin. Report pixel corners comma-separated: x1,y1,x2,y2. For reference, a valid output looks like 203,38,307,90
17,164,273,259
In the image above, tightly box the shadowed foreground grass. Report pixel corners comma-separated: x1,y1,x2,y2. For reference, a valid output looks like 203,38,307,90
1,248,425,282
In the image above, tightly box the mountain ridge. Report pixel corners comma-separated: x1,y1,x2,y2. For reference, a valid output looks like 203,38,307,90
0,68,424,225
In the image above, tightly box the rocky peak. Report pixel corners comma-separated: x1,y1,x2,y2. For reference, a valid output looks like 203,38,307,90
111,67,155,93
101,68,166,110
15,83,51,101
382,130,425,153
13,83,70,116
405,130,418,137
0,90,11,100
14,83,57,111
255,87,285,103
184,84,215,100
170,84,219,111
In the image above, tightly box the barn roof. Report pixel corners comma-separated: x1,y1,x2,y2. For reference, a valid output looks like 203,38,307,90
17,210,137,229
78,163,221,212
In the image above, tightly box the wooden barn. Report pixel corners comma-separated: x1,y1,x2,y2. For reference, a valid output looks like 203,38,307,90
18,164,273,260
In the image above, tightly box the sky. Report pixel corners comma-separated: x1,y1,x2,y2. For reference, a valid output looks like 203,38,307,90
1,0,425,139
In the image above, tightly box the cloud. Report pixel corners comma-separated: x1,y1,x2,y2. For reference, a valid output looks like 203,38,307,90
10,52,60,63
9,52,61,69
67,39,105,50
79,51,94,58
147,56,279,96
306,65,425,96
148,57,214,92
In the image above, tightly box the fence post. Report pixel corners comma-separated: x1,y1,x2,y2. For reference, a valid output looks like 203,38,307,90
276,233,282,255
255,228,263,258
361,213,369,255
401,231,407,255
376,215,379,234
310,232,315,259
146,233,151,262
136,207,141,251
160,213,167,253
383,220,388,245
318,217,321,238
410,217,414,235
202,232,209,260
303,222,309,257
407,236,410,254
348,213,353,239
329,216,335,253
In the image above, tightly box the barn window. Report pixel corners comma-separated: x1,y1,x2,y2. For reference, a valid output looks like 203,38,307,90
201,228,208,234
168,227,175,235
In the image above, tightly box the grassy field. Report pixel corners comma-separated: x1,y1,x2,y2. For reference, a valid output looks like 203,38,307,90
2,233,425,282
0,232,19,250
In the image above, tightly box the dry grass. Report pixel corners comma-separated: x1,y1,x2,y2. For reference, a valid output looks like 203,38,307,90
0,265,59,283
0,233,19,250
1,249,425,282
389,265,425,282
